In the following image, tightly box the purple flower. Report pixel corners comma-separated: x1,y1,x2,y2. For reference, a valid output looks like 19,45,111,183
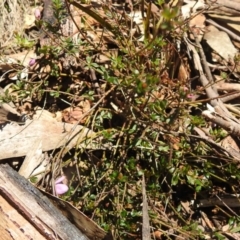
55,176,69,195
29,58,36,66
34,8,41,20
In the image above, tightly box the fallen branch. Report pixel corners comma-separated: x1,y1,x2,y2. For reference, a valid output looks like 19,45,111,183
202,110,240,137
0,164,89,240
215,82,240,92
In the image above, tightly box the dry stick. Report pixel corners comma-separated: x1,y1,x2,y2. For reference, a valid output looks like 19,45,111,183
192,31,217,94
216,82,240,92
202,110,240,137
180,91,240,105
192,127,240,161
213,0,240,12
185,39,218,105
64,0,94,46
199,194,240,208
225,104,240,117
186,39,240,139
207,62,228,70
187,36,240,122
221,91,240,103
142,174,151,240
206,18,240,42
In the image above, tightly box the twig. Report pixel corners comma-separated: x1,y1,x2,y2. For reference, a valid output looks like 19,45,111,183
192,31,216,92
185,37,240,124
185,38,218,105
64,0,94,46
225,104,240,116
180,91,240,105
215,82,240,92
221,91,240,103
207,62,228,70
202,110,240,137
212,0,240,12
142,174,151,240
206,18,240,42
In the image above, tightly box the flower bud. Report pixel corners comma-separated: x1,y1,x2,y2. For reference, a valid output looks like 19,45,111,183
55,176,69,195
29,58,36,66
55,183,69,195
187,93,194,99
34,8,41,20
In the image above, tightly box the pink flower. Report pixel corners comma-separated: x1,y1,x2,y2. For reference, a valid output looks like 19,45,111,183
34,8,41,20
29,58,36,66
55,176,69,195
181,86,189,92
187,93,195,99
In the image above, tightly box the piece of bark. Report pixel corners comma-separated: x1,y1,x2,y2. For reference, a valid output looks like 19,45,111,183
0,164,89,240
40,191,113,240
0,195,46,240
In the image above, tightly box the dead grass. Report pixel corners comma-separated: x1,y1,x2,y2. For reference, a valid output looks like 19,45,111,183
0,0,32,49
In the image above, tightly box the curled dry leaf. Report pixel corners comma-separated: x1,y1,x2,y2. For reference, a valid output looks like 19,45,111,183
152,231,163,239
19,140,50,182
220,135,240,155
62,100,91,124
41,64,51,74
62,107,85,124
189,14,206,41
29,61,40,71
39,189,111,239
178,61,190,82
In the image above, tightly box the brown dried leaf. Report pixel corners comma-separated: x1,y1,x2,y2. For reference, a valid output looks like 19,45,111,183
152,231,163,239
203,26,238,62
189,14,206,41
62,100,91,124
0,117,106,160
62,107,84,124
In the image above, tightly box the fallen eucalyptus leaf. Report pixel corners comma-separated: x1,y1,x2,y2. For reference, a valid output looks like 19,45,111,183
18,140,45,179
0,119,111,160
203,26,238,62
